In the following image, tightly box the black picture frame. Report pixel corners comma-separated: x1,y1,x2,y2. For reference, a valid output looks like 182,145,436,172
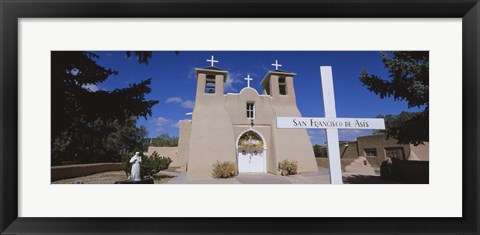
1,0,478,234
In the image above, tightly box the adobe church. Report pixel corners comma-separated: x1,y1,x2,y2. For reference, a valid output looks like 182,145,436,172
170,57,319,178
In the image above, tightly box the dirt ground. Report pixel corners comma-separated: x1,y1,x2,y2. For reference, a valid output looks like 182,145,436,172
51,166,395,184
52,170,173,184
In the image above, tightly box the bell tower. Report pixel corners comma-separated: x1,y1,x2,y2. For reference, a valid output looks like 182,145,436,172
187,55,236,178
260,59,297,101
261,59,318,175
195,55,228,101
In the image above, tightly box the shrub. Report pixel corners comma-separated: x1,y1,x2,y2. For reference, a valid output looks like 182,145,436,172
212,161,237,178
380,159,393,180
121,151,172,179
278,159,298,176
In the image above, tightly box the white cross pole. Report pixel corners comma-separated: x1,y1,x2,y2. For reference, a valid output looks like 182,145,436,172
276,66,385,185
207,55,218,67
271,60,282,70
321,66,343,184
244,75,253,87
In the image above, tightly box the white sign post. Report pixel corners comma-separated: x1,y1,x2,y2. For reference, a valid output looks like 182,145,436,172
276,66,385,184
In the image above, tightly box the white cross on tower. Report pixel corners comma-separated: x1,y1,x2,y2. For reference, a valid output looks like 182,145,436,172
276,66,385,184
271,60,282,70
207,55,219,67
244,75,253,87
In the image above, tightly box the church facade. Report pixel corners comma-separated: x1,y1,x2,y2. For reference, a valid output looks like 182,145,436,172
175,58,318,178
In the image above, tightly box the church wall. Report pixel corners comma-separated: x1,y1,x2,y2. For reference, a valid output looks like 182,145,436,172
270,120,318,173
177,120,192,168
268,75,318,174
225,88,275,126
270,76,296,105
187,73,236,178
224,83,317,175
226,87,277,174
266,132,278,173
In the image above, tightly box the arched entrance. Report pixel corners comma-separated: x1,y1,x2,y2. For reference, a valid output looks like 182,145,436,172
236,129,267,173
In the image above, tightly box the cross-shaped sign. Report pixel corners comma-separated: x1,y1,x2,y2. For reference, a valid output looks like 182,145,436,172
276,66,385,184
207,55,219,67
244,75,253,87
271,60,282,70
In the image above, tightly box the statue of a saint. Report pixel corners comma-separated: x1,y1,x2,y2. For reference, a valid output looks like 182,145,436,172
129,152,142,181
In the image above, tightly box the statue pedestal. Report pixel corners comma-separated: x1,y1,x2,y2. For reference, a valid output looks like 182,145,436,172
114,178,154,184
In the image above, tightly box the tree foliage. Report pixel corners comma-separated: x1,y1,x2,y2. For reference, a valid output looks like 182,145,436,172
149,134,179,147
125,51,179,64
374,111,428,146
360,52,428,145
51,52,158,165
126,51,153,64
313,144,327,158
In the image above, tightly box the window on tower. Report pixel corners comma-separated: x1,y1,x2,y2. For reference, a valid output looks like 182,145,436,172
263,83,271,95
205,75,216,93
279,77,287,95
246,102,255,119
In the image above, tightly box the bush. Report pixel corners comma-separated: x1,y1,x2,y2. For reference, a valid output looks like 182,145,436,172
380,159,393,180
121,151,172,179
212,161,237,178
278,159,298,176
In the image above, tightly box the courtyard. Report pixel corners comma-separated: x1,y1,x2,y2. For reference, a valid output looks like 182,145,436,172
52,167,397,184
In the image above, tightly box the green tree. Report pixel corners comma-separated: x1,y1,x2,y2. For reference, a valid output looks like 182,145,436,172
150,134,179,147
51,52,159,165
360,52,428,145
313,144,327,158
52,117,149,164
126,51,153,64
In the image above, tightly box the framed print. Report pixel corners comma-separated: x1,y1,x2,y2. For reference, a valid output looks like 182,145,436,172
1,0,479,234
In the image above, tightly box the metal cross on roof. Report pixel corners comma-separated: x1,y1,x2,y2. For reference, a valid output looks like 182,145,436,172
271,59,282,70
244,75,253,87
207,55,219,67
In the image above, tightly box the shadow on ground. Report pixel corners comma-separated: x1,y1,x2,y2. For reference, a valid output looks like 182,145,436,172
152,174,175,184
343,175,399,184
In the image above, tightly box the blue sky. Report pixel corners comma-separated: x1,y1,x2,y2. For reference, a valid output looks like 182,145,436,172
90,51,421,145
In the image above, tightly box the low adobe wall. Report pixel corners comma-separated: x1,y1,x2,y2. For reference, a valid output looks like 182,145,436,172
315,158,356,171
51,163,123,182
147,147,181,167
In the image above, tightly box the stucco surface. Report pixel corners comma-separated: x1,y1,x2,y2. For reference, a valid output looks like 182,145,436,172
183,68,318,178
147,147,180,166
